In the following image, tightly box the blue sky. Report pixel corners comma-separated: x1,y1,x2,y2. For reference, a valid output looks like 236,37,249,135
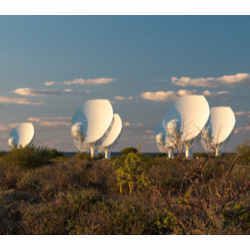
0,15,249,152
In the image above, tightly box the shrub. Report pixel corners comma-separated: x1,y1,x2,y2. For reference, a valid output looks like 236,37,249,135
236,142,250,165
193,152,209,158
75,152,91,161
121,147,138,155
0,164,25,190
47,149,64,159
21,189,101,234
68,196,150,234
114,152,150,194
0,148,249,235
16,171,41,191
2,146,56,169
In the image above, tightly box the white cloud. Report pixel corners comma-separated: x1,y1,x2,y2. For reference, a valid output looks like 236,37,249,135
27,117,41,123
13,88,38,96
114,96,125,101
13,87,89,96
140,91,176,102
176,89,194,96
63,88,73,93
13,88,62,96
27,116,71,127
124,121,143,128
202,90,212,96
202,90,230,96
171,73,250,88
114,95,133,101
39,121,71,127
218,73,250,84
0,96,43,105
64,77,114,85
216,90,230,95
140,89,196,102
44,81,55,86
140,88,230,102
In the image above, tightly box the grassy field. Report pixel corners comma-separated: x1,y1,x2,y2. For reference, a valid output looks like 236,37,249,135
0,144,249,234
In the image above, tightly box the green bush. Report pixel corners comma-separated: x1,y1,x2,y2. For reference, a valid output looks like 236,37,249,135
2,146,60,169
75,152,91,161
193,152,209,158
114,152,150,194
47,149,64,159
121,147,138,155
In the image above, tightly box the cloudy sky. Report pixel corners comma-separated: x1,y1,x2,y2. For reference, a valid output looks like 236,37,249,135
0,15,249,152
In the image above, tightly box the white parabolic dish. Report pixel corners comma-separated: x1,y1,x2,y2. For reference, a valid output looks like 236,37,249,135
84,99,114,144
71,122,84,139
71,122,89,152
155,132,166,153
72,107,88,136
175,95,210,141
100,113,122,148
9,122,35,148
165,119,180,137
210,106,236,145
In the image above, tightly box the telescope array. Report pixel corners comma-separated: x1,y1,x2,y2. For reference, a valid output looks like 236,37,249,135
71,99,123,159
155,95,236,158
5,95,236,159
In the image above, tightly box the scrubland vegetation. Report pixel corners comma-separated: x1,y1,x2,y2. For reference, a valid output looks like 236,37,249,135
0,144,249,235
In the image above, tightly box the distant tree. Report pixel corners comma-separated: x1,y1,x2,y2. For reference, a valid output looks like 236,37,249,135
121,147,138,155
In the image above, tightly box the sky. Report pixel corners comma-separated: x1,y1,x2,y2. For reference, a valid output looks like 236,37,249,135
0,15,249,152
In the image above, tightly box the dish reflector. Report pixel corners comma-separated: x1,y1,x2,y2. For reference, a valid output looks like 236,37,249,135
71,122,84,141
71,122,89,152
84,99,113,144
175,95,210,141
165,119,180,137
210,106,236,145
72,107,88,136
155,131,166,153
8,122,35,148
72,108,88,152
99,113,122,148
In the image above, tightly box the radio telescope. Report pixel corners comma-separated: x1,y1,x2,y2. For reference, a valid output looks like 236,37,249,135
155,123,175,159
201,106,236,156
163,95,210,159
8,122,35,148
71,122,89,152
97,113,122,159
155,130,166,153
72,108,88,153
163,119,183,155
71,99,114,158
